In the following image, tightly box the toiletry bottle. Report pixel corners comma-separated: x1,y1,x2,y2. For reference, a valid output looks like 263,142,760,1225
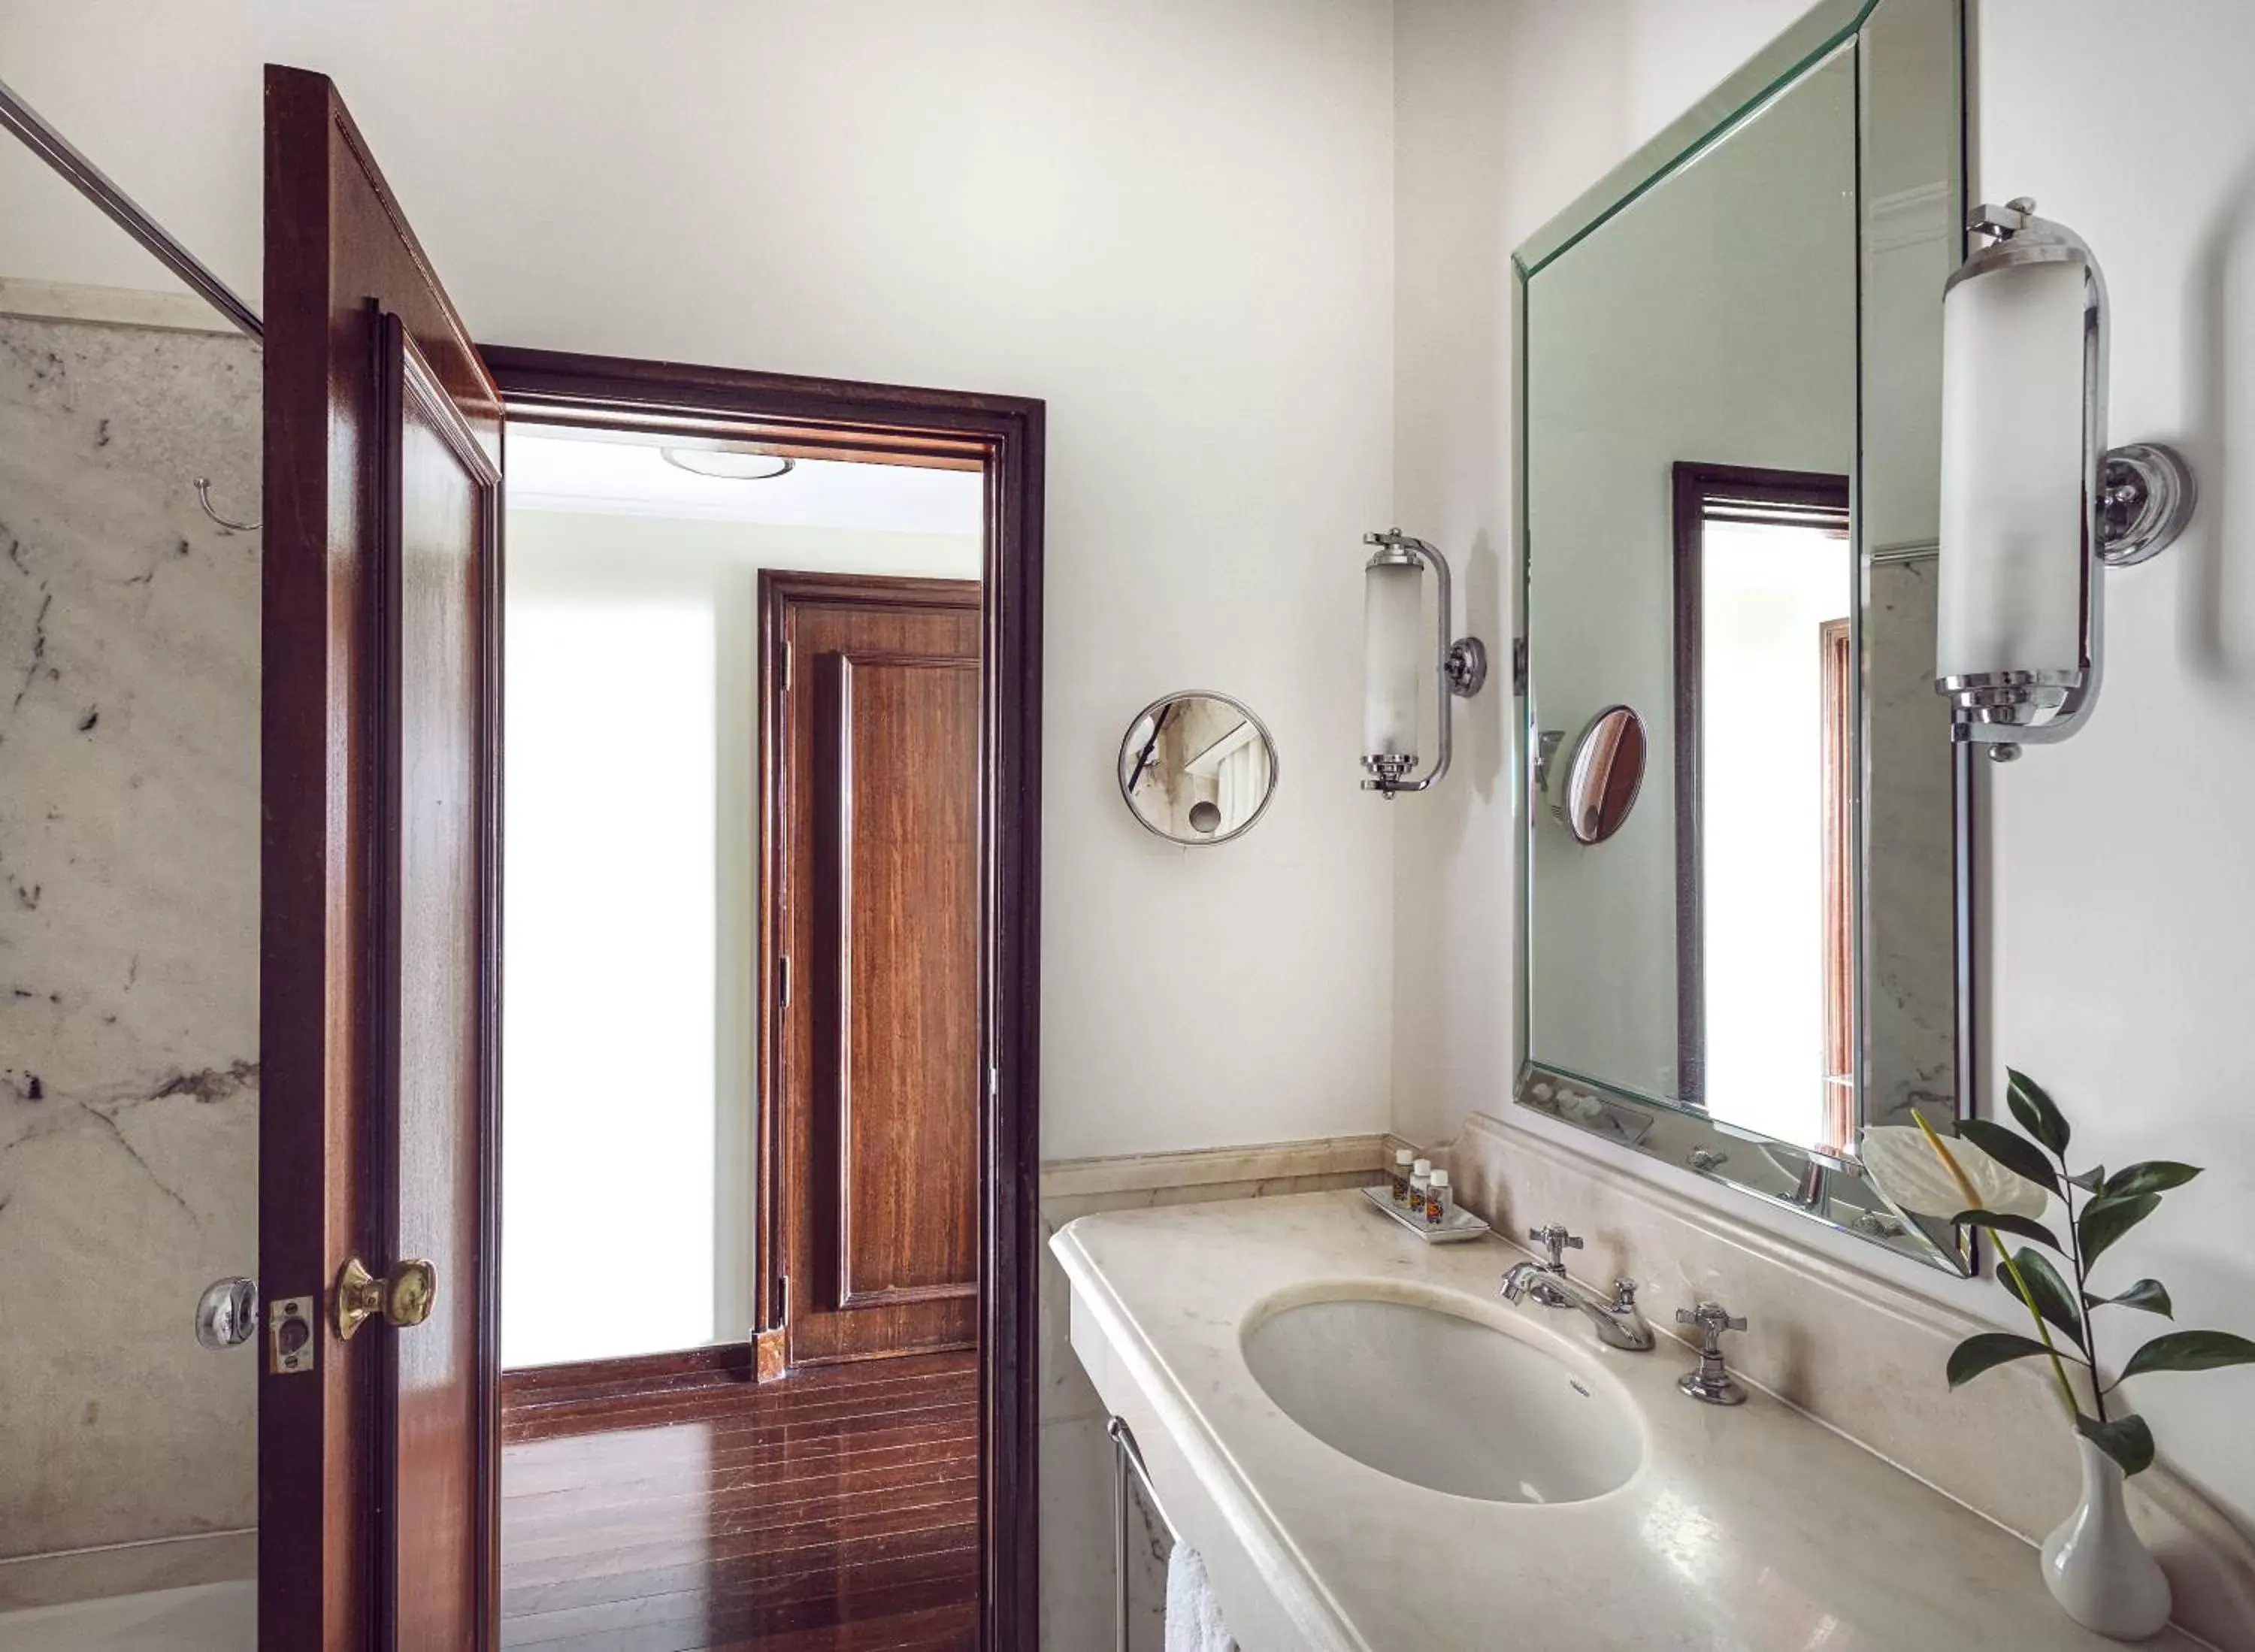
1391,1148,1415,1204
1426,1169,1451,1227
1408,1159,1430,1218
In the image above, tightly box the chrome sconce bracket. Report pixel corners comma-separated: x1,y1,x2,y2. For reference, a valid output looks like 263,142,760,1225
1939,199,2199,762
1445,636,1489,697
1361,528,1488,797
2099,440,2197,569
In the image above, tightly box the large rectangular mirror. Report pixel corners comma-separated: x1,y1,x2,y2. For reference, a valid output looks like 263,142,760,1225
1512,0,1972,1271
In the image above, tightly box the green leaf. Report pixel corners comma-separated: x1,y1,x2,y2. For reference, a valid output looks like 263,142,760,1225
2077,1411,2157,1478
2081,1193,2162,1268
1953,1208,2063,1252
1948,1331,2057,1388
1958,1119,2062,1197
2000,1248,2083,1342
2081,1279,2175,1318
2120,1330,2255,1380
2006,1069,2071,1156
2068,1165,2108,1192
2100,1161,2202,1200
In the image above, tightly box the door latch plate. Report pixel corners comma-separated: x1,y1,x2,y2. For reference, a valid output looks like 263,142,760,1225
268,1294,316,1375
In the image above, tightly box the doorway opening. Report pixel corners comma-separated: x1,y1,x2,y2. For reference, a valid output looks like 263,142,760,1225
486,352,1042,1650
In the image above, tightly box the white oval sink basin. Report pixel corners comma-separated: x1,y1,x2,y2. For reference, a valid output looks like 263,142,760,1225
1242,1295,1642,1504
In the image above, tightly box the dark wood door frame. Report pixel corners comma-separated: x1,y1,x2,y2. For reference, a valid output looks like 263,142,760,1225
481,346,1043,1650
1669,461,1850,1112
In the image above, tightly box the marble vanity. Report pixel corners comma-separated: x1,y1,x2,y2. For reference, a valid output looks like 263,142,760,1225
1053,1189,2202,1650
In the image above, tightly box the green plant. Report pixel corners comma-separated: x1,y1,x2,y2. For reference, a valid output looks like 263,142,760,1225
1928,1070,2255,1478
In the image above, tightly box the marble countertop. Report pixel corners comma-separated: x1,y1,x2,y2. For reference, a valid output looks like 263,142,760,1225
1052,1189,2200,1651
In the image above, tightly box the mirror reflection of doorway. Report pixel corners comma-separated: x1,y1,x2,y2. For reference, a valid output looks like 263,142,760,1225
1671,463,1853,1149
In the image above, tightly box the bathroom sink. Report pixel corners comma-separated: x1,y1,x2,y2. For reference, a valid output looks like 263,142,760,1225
1241,1295,1643,1503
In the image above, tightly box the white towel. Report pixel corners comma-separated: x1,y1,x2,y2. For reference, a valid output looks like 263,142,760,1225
1165,1543,1237,1652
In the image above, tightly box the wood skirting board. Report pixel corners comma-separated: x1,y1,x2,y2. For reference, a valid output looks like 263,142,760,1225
501,1343,757,1411
1447,1109,2255,1652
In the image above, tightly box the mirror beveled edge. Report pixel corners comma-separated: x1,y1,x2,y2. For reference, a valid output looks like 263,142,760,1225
1506,0,1975,1275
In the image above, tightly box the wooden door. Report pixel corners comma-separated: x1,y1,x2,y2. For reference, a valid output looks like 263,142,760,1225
262,67,502,1650
767,573,982,1366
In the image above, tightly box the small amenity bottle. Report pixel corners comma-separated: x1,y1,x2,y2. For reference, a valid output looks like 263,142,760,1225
1426,1169,1451,1227
1407,1159,1431,1217
1390,1148,1415,1204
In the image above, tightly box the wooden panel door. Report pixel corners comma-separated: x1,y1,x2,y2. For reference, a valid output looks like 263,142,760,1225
262,68,501,1650
769,574,981,1366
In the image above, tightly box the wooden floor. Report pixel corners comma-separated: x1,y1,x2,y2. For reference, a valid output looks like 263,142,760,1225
499,1351,980,1651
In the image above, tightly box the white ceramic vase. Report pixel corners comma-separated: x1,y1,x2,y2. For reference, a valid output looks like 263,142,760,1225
2041,1436,2172,1640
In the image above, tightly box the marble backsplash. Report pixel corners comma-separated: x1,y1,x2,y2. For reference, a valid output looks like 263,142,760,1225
0,310,262,1557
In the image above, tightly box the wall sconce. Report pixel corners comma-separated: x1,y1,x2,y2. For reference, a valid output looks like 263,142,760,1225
1361,528,1487,795
1936,197,2197,760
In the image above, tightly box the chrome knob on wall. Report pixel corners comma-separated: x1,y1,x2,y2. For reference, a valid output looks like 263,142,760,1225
195,1276,258,1350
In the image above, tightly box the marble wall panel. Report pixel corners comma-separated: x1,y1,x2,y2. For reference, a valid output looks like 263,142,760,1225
0,312,261,1557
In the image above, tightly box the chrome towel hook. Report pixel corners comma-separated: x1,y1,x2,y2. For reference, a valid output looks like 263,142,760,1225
193,477,260,534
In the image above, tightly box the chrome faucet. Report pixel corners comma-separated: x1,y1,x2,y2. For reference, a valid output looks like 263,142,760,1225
1499,1224,1655,1352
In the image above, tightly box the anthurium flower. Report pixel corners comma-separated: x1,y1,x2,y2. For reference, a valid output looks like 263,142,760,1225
1860,1122,2048,1220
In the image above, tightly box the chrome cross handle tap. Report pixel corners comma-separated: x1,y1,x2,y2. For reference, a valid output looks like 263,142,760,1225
1675,1301,1748,1406
1528,1223,1583,1272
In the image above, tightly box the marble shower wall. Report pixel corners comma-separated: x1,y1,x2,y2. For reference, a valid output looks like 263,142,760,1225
0,310,261,1557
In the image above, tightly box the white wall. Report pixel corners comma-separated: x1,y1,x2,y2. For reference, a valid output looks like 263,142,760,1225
0,0,1401,1165
504,529,729,1368
1394,0,2255,1533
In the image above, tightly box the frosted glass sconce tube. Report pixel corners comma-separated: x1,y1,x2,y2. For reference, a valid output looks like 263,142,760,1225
1936,198,2196,758
1361,528,1487,795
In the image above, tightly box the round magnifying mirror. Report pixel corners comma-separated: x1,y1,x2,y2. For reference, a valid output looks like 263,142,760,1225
1554,705,1647,845
1118,692,1279,846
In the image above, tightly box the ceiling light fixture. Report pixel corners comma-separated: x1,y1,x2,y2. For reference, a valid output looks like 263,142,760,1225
659,446,796,481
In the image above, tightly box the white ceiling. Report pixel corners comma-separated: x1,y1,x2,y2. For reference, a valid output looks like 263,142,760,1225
507,426,982,536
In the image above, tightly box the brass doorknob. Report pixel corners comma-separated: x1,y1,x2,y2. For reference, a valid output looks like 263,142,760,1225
334,1256,438,1340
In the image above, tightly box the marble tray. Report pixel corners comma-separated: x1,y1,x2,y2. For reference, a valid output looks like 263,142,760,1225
1357,1182,1493,1243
